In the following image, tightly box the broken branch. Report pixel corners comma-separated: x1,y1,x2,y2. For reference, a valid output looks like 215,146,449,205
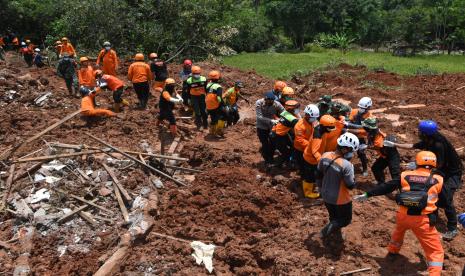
54,188,111,214
102,163,132,202
340,267,371,275
13,150,108,163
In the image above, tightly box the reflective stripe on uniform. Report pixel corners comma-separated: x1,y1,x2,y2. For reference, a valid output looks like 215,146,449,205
428,261,443,267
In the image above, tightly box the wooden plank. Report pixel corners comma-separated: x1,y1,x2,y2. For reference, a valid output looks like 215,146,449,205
54,188,111,214
14,150,107,163
86,133,186,186
167,137,181,155
57,199,98,223
102,163,132,202
113,182,129,223
340,267,371,275
0,164,16,211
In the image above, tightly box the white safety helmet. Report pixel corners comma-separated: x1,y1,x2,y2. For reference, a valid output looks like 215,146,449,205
21,42,26,46
337,133,360,151
304,104,319,118
358,97,372,109
34,48,40,52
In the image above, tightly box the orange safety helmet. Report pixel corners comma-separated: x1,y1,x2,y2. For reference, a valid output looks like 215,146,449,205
282,86,295,96
55,40,62,45
94,69,103,78
284,100,300,110
192,65,201,74
134,53,144,61
80,56,89,63
320,115,336,128
208,70,221,80
416,151,437,168
61,37,68,42
273,80,287,92
165,78,176,85
149,52,158,59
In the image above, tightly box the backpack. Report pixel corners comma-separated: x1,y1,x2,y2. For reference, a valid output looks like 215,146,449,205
395,171,435,215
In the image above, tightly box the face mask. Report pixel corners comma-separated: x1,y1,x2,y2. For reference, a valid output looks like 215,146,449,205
105,46,111,50
307,117,317,123
359,108,366,113
193,74,200,79
265,100,274,106
343,152,354,160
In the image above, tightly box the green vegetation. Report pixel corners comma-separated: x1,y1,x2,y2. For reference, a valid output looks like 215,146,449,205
222,50,465,79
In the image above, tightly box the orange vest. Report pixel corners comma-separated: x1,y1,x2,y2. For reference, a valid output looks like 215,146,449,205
325,116,346,152
206,82,221,110
128,62,152,83
102,75,124,91
398,168,443,215
60,43,76,56
97,49,118,76
78,65,96,87
294,118,315,152
371,131,386,157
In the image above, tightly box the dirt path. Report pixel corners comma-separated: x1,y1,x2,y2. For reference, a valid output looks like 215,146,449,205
0,55,464,275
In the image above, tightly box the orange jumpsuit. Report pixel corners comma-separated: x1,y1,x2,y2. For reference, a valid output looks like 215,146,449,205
78,65,96,87
303,125,331,165
60,42,76,57
294,118,315,152
367,168,444,276
81,91,115,117
97,49,118,76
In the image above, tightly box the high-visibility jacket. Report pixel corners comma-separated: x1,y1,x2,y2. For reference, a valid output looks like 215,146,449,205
78,65,96,87
81,91,115,117
186,76,207,96
101,74,124,91
294,118,316,152
325,116,346,152
60,42,76,57
303,125,330,165
127,61,152,84
97,49,118,76
206,82,222,110
399,168,443,216
318,151,356,205
272,111,298,136
223,87,240,106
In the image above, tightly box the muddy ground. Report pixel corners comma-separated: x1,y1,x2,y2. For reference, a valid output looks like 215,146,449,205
0,53,464,275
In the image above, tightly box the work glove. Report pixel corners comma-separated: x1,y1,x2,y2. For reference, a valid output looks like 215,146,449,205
406,161,417,170
359,144,368,151
271,119,279,125
383,140,396,147
353,193,368,202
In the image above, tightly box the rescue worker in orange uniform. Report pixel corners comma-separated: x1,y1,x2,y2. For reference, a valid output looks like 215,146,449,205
127,53,152,109
294,104,319,176
269,80,286,102
206,70,225,137
318,133,359,240
302,115,337,198
78,57,96,89
271,100,300,167
279,86,295,106
325,102,350,152
12,36,20,51
348,96,374,176
54,40,62,59
79,87,116,118
149,53,168,89
23,40,34,67
157,78,184,136
355,151,444,276
186,66,208,130
96,41,118,76
222,81,249,126
360,118,400,184
95,70,126,112
59,37,76,58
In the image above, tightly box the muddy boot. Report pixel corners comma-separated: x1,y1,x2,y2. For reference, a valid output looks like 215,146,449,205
113,103,121,113
215,120,225,137
209,124,216,135
302,181,319,199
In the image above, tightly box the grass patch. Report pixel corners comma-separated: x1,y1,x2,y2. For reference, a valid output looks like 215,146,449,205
222,50,465,79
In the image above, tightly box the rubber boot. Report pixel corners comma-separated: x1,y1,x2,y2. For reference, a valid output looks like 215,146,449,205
216,120,225,137
302,181,320,199
170,124,177,136
113,103,121,113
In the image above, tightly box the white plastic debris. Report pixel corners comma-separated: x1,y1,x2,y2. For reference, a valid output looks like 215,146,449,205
42,160,66,171
149,175,164,189
30,188,51,203
34,174,61,184
57,245,67,257
190,241,216,273
34,92,52,106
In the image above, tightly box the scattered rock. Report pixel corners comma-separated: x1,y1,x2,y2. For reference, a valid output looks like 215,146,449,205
449,119,457,127
99,186,112,197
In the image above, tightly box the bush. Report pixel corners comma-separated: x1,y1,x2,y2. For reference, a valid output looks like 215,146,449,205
315,33,355,53
303,43,326,53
